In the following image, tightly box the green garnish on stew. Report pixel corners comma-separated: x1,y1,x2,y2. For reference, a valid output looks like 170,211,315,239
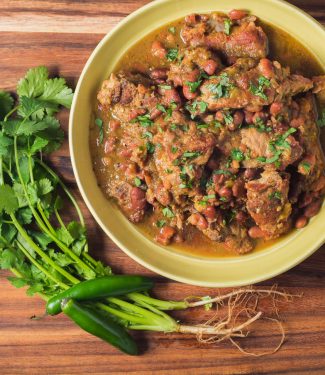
208,73,234,99
268,191,282,200
146,142,155,154
95,118,104,143
317,109,325,127
162,206,175,218
231,149,244,162
224,19,232,35
156,220,166,228
132,113,153,127
249,76,271,101
134,177,142,187
223,112,233,125
166,48,179,62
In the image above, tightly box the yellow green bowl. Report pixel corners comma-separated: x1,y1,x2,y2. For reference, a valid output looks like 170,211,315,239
69,0,325,287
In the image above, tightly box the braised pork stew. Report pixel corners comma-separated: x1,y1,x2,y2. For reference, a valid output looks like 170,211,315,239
90,10,325,256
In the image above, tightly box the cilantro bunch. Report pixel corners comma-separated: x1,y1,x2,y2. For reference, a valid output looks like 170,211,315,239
0,67,111,297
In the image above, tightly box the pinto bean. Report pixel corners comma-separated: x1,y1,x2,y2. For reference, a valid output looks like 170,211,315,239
104,138,116,153
156,226,176,245
218,186,233,200
244,110,254,124
235,211,247,224
228,9,248,20
203,206,216,220
270,102,283,116
150,107,162,120
130,187,146,210
295,215,308,229
185,13,198,25
183,84,198,100
163,88,182,104
215,110,224,122
304,199,322,218
109,119,120,132
244,168,258,180
202,59,218,75
188,213,208,230
151,41,167,59
233,110,244,126
128,108,146,121
258,58,274,78
248,226,264,239
150,68,168,80
232,180,246,198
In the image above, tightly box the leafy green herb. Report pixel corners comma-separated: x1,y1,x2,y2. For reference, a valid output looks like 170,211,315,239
249,76,271,101
162,206,175,218
208,73,234,99
171,146,178,154
186,100,208,119
156,220,166,228
168,26,176,34
254,118,272,133
134,177,142,187
146,142,155,154
159,85,172,90
156,104,166,113
132,113,153,128
224,19,232,35
231,149,244,162
182,151,202,160
269,191,282,200
164,102,177,121
165,168,173,174
142,131,153,139
223,112,233,126
213,169,233,176
95,118,104,143
166,48,178,62
317,109,325,127
185,80,202,93
197,123,209,129
299,161,311,173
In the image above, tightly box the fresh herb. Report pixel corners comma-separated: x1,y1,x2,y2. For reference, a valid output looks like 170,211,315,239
142,131,153,139
171,146,178,154
299,161,311,173
182,151,202,160
168,26,176,34
231,149,244,162
159,85,172,90
219,197,228,202
165,102,177,121
166,48,178,62
198,194,216,206
134,177,142,187
223,112,234,126
185,80,201,93
208,73,234,99
254,118,272,133
224,19,232,35
213,169,233,176
317,109,325,127
162,206,175,218
269,191,282,200
249,76,271,101
170,124,178,131
156,104,166,113
95,118,104,143
196,123,209,129
156,220,166,228
186,100,208,119
132,113,153,127
146,142,155,154
165,168,173,174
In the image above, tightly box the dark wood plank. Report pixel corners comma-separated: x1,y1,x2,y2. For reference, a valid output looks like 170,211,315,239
0,1,325,374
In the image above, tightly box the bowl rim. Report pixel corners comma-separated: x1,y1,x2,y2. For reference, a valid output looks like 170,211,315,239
69,0,325,286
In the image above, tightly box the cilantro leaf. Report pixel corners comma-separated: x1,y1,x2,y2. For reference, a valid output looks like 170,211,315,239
166,48,178,62
0,91,14,120
317,109,325,128
0,185,19,214
224,19,232,35
0,133,13,157
39,77,73,108
37,178,53,196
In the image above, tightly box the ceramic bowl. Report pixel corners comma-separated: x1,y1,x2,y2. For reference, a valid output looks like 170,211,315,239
69,0,325,286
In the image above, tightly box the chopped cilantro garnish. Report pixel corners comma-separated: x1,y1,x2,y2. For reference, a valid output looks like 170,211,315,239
231,149,244,162
249,76,271,101
197,123,209,129
168,26,176,34
146,142,155,154
182,151,202,159
254,118,272,133
223,112,233,125
170,123,177,130
213,169,233,176
224,19,232,35
166,48,178,62
198,194,216,205
219,197,228,202
300,161,311,173
159,85,172,90
142,131,153,139
208,73,234,99
95,118,104,143
317,109,325,127
134,177,142,187
165,168,173,174
132,113,153,127
156,220,166,228
269,191,282,200
162,206,175,218
156,103,166,113
186,100,208,119
185,80,202,93
171,146,178,154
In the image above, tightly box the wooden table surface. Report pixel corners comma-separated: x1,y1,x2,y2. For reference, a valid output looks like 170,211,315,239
1,1,325,374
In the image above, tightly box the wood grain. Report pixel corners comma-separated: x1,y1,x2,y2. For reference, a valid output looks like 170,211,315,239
0,1,325,374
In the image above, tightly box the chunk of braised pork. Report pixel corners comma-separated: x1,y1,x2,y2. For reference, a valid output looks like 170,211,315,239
106,180,147,223
181,13,268,60
168,47,222,89
199,58,313,111
246,170,292,239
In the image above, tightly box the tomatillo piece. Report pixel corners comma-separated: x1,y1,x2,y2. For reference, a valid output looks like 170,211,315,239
61,299,138,355
46,275,154,315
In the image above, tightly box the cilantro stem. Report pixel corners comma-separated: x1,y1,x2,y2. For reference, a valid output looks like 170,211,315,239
36,159,85,226
10,214,79,284
54,208,67,229
16,240,69,289
3,105,19,122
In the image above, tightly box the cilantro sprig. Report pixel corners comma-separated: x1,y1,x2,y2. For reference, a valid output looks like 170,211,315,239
249,76,271,101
